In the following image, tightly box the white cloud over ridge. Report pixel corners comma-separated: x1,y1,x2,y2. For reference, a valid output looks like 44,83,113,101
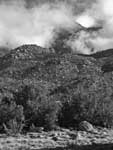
0,0,113,54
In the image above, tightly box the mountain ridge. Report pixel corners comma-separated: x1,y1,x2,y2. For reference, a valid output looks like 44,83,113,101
0,44,113,132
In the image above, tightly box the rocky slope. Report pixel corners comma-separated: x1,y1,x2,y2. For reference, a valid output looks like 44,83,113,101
0,45,113,149
0,44,112,97
0,45,113,122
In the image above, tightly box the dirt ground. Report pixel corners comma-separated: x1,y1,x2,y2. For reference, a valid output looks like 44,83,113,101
1,128,113,150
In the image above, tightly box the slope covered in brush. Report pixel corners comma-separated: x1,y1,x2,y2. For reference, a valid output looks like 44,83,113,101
0,45,113,132
88,49,113,72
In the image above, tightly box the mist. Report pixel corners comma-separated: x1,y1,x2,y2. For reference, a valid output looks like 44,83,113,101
74,0,113,53
0,1,76,49
0,0,113,54
0,0,95,54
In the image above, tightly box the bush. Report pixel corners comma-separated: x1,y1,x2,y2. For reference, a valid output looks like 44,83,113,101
11,83,61,131
3,118,24,135
26,95,61,131
58,77,113,129
1,72,113,133
0,98,24,134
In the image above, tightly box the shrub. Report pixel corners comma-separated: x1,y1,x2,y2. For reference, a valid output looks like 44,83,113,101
0,98,24,134
3,118,24,135
59,77,113,129
26,95,61,131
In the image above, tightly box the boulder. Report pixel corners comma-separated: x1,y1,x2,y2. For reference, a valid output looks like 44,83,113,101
79,121,94,132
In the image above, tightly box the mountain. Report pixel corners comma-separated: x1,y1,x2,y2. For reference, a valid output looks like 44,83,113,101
89,49,113,72
78,49,113,72
90,49,113,58
0,44,113,131
0,44,113,96
0,44,99,80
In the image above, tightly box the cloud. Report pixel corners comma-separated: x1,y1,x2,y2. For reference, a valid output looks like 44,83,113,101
77,0,113,52
1,0,113,54
0,0,78,49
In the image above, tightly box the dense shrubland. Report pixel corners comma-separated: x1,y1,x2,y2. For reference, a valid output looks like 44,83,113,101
0,45,113,133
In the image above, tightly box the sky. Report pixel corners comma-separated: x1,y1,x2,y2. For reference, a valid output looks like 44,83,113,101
0,0,113,54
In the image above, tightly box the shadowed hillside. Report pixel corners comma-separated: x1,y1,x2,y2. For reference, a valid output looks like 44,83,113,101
0,44,113,133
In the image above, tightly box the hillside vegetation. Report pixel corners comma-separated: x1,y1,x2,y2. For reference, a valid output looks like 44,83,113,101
0,45,113,133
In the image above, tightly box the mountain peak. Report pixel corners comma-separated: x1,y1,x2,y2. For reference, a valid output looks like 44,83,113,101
10,44,54,60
